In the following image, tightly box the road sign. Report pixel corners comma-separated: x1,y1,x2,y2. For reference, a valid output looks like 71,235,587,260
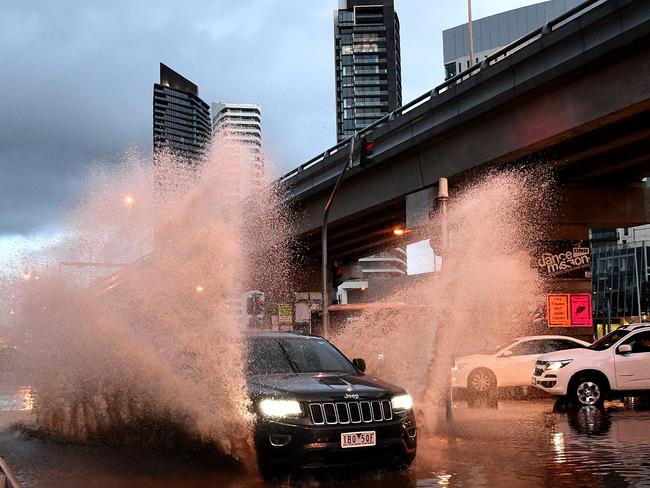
278,304,293,324
547,294,571,327
570,294,592,326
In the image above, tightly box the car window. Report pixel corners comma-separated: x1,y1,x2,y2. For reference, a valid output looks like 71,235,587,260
509,340,546,356
588,329,631,351
547,339,586,352
621,331,650,354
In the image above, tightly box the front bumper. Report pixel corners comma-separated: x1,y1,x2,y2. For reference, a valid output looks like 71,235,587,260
254,413,417,471
531,373,568,395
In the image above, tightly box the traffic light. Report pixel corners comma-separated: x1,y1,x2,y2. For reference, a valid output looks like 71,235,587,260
246,292,265,315
253,294,264,315
359,138,375,166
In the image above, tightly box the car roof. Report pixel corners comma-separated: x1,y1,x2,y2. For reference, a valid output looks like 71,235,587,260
514,335,587,341
243,330,322,339
619,323,650,331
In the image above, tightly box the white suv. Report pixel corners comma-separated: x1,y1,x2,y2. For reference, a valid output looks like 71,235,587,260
452,335,590,397
533,324,650,407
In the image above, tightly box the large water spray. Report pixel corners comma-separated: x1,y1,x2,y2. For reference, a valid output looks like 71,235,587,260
5,141,293,470
334,171,553,428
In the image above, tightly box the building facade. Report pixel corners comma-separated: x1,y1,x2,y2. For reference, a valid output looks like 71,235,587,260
211,102,264,202
153,63,212,161
591,242,649,334
334,0,402,142
442,0,583,79
590,180,650,333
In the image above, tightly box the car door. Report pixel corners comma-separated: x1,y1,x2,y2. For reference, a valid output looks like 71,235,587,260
496,340,546,386
614,331,650,390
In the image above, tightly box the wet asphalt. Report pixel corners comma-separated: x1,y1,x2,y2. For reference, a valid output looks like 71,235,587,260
1,393,650,488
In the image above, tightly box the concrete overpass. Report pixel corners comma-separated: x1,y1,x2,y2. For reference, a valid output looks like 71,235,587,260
279,0,650,275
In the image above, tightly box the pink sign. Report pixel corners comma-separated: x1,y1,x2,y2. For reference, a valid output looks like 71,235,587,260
570,294,592,326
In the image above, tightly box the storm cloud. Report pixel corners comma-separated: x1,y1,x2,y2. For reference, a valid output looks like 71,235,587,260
0,0,540,238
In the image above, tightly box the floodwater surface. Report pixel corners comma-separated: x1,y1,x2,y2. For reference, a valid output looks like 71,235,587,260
2,397,649,488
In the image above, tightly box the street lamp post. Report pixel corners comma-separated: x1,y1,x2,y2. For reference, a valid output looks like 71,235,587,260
321,136,357,338
467,0,475,67
436,178,453,420
634,246,642,321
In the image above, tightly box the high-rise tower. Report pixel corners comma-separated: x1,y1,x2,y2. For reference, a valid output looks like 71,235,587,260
211,102,263,202
334,0,402,142
153,63,212,161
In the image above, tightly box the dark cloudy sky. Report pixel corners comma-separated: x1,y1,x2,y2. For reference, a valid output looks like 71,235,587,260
0,0,539,265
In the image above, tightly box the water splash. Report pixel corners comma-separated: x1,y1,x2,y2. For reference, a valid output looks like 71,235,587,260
334,171,553,428
3,140,293,470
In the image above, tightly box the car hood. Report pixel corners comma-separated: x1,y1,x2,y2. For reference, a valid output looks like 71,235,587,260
246,372,404,402
537,347,598,362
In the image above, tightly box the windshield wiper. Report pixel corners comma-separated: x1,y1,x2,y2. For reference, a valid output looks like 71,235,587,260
277,340,301,373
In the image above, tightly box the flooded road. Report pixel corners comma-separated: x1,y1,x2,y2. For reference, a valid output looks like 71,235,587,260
2,397,650,487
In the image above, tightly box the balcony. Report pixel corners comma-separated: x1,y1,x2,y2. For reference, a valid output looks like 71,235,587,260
354,46,386,54
354,67,387,75
353,79,387,85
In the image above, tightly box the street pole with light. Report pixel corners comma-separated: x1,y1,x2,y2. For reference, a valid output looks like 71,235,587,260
322,137,358,338
467,0,475,67
436,178,453,420
634,246,642,321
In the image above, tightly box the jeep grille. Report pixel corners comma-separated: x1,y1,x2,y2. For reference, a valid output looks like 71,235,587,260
308,400,393,425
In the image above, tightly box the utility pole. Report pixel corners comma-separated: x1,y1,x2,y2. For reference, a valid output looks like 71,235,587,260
634,246,642,321
322,136,357,338
437,178,450,252
436,178,453,421
467,0,475,67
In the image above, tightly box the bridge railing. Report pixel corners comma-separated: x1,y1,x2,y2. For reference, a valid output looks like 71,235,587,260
279,0,605,186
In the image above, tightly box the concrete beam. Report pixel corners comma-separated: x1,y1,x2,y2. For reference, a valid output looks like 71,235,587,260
559,184,650,228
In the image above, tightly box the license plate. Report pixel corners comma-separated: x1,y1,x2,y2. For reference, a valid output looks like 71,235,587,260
341,431,376,448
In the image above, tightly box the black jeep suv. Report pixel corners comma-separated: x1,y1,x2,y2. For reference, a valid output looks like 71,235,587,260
245,331,417,473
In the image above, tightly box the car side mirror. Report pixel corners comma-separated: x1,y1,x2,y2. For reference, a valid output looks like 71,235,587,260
617,344,632,355
500,350,513,358
352,358,366,372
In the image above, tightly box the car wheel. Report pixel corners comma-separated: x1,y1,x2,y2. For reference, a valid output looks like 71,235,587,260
467,368,497,397
570,375,607,408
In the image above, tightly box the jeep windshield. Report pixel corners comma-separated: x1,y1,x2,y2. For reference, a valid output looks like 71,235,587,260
246,336,357,375
587,328,631,351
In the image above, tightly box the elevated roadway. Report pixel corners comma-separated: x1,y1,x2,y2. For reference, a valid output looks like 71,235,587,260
279,0,650,268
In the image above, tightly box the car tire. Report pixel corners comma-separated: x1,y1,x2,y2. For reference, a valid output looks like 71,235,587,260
569,375,607,408
467,368,497,398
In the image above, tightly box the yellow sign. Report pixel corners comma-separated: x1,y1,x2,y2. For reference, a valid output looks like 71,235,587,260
547,294,571,327
278,304,293,324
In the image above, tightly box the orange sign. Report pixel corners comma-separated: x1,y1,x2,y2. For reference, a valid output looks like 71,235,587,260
547,294,571,327
570,294,593,326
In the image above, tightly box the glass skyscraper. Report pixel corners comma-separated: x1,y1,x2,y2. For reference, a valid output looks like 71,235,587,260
153,63,212,162
334,0,402,142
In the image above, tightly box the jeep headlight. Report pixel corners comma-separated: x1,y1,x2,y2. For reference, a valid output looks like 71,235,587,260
259,399,302,418
544,360,572,371
391,393,413,411
452,362,468,371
